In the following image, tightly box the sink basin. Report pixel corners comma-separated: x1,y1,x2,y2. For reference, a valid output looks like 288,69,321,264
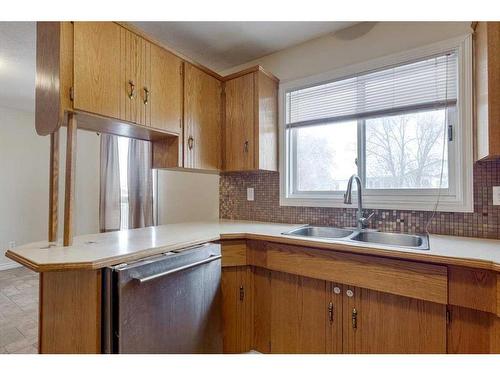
283,226,353,239
350,231,429,250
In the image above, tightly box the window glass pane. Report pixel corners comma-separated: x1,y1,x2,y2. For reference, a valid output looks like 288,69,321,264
295,121,357,191
365,108,449,189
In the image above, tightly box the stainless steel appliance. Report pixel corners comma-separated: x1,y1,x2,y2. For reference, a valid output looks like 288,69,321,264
102,243,222,353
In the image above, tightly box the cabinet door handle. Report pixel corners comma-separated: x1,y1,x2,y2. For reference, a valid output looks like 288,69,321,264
188,136,194,150
352,308,358,329
244,140,249,153
328,302,334,323
143,87,150,105
128,80,136,99
239,285,244,301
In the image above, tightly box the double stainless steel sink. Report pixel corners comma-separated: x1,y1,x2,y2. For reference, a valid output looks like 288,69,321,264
282,225,429,250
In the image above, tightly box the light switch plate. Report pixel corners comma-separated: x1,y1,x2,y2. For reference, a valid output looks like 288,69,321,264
247,187,255,201
493,186,500,205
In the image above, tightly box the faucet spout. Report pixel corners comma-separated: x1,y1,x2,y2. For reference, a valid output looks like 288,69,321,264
344,174,365,230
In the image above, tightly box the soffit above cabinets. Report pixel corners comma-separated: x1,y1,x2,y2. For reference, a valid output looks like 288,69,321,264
131,21,358,72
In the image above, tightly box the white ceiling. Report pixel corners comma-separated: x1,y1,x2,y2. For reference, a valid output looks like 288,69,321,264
131,22,357,72
0,21,356,112
0,22,35,112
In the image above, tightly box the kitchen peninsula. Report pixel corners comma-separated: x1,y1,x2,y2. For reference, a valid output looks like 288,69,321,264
5,220,500,354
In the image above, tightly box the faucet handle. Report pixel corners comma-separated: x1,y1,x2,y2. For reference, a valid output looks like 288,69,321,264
359,211,375,228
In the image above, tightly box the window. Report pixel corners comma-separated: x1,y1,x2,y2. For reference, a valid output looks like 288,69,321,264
116,136,157,230
281,36,473,212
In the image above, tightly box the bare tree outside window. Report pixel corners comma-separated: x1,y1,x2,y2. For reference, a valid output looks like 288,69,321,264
365,109,448,189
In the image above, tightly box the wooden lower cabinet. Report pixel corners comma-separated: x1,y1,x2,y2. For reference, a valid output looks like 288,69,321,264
343,286,447,353
270,271,328,353
221,242,499,354
222,267,448,353
221,266,252,353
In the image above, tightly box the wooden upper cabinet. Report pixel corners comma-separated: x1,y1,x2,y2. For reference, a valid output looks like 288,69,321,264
224,68,278,172
73,22,122,119
119,26,142,125
184,63,222,170
475,22,500,160
148,44,183,134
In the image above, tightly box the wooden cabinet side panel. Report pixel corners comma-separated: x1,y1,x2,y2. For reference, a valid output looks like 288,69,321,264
257,71,278,171
270,271,327,353
36,22,73,136
346,286,446,354
486,23,500,156
224,74,255,171
73,22,122,119
184,63,222,170
40,270,101,354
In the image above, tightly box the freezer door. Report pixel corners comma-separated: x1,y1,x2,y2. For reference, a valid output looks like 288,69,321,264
110,243,222,353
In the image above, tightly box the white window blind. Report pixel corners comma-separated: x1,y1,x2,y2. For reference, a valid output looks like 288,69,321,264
285,51,457,128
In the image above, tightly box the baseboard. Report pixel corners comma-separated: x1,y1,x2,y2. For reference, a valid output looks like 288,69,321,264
0,261,21,271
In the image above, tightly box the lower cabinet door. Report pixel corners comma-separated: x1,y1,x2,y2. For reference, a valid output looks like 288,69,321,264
326,282,344,353
221,266,252,353
343,286,447,353
270,271,328,353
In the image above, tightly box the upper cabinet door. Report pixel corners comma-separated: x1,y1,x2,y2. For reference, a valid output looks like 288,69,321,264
148,43,183,134
184,64,222,170
225,73,255,171
73,22,122,119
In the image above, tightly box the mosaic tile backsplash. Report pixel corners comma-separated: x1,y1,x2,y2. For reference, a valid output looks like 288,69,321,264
219,160,500,239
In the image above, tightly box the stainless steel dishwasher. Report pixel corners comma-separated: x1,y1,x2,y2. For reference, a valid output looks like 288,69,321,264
102,243,222,353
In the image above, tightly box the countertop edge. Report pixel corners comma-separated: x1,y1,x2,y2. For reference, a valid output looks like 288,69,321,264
8,230,500,273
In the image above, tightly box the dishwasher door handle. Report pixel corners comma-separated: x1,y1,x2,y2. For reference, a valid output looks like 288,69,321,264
134,254,222,283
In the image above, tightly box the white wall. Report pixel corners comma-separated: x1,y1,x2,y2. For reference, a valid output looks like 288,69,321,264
221,22,473,82
157,170,219,224
0,106,100,269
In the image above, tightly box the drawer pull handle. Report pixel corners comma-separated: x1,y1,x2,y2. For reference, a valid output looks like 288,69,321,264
352,308,358,329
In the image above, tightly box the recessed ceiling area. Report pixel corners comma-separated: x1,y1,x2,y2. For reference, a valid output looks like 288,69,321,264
131,22,358,72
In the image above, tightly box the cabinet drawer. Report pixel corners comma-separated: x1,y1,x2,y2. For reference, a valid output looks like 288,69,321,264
221,240,247,267
260,242,448,304
448,266,498,314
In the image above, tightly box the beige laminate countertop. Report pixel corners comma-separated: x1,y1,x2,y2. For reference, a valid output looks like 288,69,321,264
5,220,500,272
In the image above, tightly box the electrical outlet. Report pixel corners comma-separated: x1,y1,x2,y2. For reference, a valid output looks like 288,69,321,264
8,240,16,249
493,186,500,205
247,187,255,201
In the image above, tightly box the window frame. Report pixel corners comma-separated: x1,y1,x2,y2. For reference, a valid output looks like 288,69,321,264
279,34,473,212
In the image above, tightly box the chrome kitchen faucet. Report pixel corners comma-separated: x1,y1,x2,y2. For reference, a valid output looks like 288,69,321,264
344,174,374,230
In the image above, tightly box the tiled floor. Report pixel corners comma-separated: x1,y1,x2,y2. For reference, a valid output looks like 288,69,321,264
0,266,39,354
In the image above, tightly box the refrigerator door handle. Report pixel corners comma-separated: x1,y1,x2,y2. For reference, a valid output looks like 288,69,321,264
133,254,222,283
